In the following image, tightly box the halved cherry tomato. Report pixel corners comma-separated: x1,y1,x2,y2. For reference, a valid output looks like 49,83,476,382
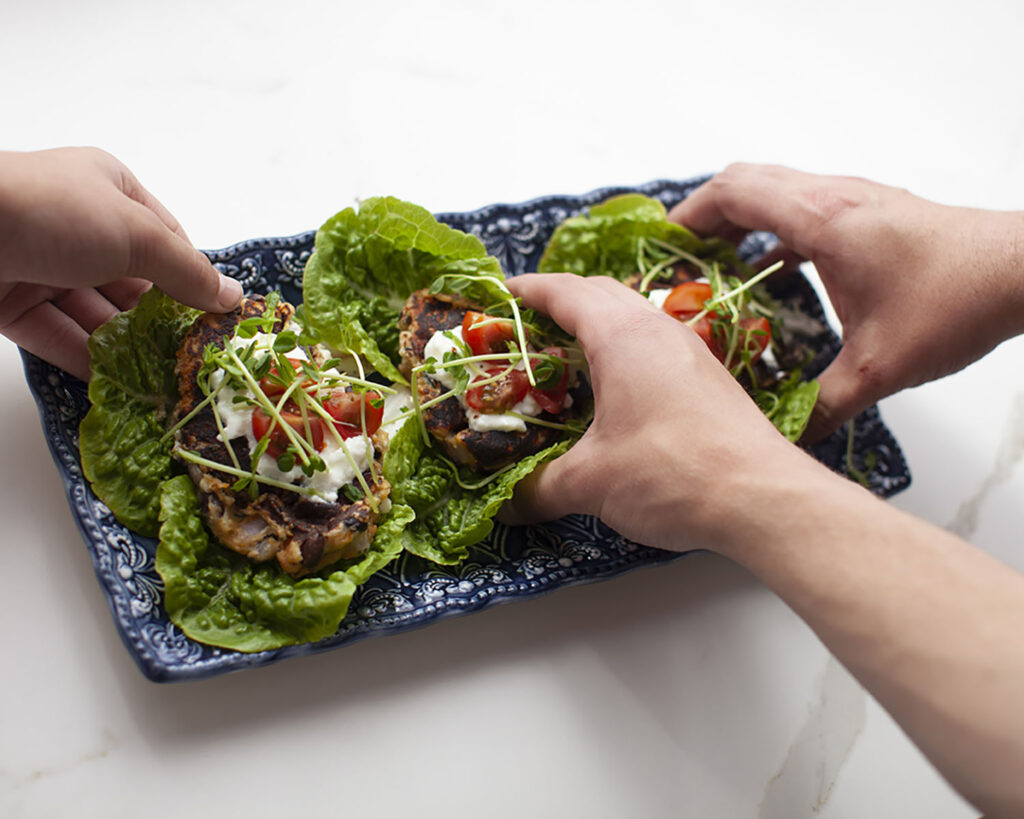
323,389,385,439
465,367,530,413
462,311,524,357
251,401,326,459
661,281,716,321
689,315,725,362
259,357,311,397
529,346,569,415
736,317,771,364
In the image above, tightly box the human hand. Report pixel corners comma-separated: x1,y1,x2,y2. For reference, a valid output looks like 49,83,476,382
502,270,1024,819
498,273,818,552
0,147,243,380
668,163,1024,441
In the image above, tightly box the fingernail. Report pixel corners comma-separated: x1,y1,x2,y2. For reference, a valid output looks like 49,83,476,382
217,276,243,310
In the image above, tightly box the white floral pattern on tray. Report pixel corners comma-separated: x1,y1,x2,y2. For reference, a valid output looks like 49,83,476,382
22,178,910,682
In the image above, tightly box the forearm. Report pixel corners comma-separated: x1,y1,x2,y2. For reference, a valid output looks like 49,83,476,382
712,446,1024,814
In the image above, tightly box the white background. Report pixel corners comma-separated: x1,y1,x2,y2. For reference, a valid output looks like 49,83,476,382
3,1,1022,816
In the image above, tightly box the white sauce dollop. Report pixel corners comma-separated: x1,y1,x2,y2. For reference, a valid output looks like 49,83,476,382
646,287,672,310
208,332,397,504
421,327,572,434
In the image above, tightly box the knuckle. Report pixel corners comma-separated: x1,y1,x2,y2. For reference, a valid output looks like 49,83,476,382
586,310,674,368
80,145,118,172
802,185,860,230
718,161,754,181
793,180,872,257
83,145,109,161
125,212,162,277
710,164,742,199
608,308,665,342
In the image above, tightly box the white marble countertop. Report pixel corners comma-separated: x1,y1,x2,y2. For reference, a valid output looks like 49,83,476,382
3,1,1021,815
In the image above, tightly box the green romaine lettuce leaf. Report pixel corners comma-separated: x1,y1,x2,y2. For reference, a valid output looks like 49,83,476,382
763,376,821,443
156,474,414,652
303,197,503,382
79,288,198,536
537,193,741,281
395,438,573,565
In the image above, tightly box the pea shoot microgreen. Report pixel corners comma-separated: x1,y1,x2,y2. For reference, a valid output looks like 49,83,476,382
844,420,879,488
428,273,537,386
170,296,397,510
410,273,591,460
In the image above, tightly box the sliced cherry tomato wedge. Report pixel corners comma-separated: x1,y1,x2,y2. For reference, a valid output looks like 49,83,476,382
662,281,716,321
251,401,326,459
736,317,771,364
259,357,311,397
323,389,385,439
529,346,569,415
688,315,725,362
661,280,772,366
465,367,530,413
462,310,524,357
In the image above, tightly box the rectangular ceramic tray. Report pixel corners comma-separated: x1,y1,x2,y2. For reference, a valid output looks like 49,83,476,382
24,178,910,681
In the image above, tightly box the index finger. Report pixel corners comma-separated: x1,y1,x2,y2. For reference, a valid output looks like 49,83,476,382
667,162,853,260
507,273,661,348
126,202,243,313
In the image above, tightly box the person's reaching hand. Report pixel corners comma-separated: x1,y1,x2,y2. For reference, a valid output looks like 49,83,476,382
497,272,816,550
668,163,1024,441
0,147,243,380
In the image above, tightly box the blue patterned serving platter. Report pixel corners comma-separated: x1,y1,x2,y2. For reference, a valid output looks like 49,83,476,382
23,178,910,682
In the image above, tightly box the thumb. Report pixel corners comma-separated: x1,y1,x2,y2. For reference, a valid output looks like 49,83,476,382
128,204,243,313
800,349,877,444
496,451,592,526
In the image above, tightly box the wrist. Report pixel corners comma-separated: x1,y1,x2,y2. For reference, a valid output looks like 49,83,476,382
696,436,866,567
0,152,25,283
956,207,1024,342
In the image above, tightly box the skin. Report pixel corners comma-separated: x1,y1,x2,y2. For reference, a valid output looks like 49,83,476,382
501,164,1024,815
667,163,1024,442
4,151,1020,810
0,147,243,380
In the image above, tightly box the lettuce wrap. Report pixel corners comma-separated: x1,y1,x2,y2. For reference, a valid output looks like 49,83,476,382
302,197,585,566
538,194,820,441
80,288,417,652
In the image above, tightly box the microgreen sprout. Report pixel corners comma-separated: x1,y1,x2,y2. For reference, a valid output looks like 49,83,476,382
504,412,587,433
173,307,388,509
434,451,521,491
428,273,537,387
637,236,713,294
844,420,878,488
689,259,784,322
667,258,786,386
175,447,318,497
